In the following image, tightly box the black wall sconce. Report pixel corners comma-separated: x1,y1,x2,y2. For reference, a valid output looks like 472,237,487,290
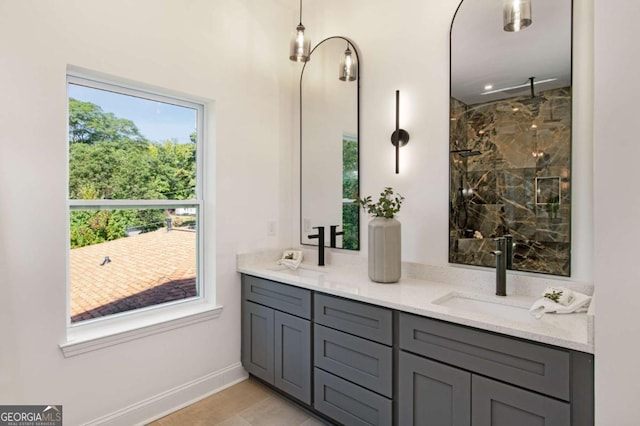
390,90,410,174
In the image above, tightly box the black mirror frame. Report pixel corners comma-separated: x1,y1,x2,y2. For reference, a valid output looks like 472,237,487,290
299,36,361,251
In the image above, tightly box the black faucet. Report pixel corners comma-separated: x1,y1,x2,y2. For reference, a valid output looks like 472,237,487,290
329,225,344,248
491,237,507,296
308,226,325,266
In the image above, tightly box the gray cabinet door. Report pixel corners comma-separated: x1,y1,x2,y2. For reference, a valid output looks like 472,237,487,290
274,311,311,404
472,376,570,426
398,351,471,426
242,301,274,384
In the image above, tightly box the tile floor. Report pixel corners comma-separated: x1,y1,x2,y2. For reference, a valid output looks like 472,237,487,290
149,377,331,425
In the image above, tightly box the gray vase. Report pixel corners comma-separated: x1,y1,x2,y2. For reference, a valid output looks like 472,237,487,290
368,217,401,283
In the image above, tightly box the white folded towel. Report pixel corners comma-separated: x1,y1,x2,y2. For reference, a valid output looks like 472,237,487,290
530,290,591,319
277,250,303,270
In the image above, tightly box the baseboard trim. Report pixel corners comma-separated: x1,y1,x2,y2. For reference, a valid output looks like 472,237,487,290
84,362,248,426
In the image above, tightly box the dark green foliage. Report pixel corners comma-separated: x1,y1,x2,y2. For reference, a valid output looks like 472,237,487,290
69,140,196,201
70,210,126,248
342,138,359,249
69,98,146,144
342,138,358,199
149,141,197,200
342,203,359,250
70,209,168,249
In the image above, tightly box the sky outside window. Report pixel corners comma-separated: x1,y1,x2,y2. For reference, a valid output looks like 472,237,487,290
69,84,196,144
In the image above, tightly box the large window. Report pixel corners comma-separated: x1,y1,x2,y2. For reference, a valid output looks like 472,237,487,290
67,75,204,325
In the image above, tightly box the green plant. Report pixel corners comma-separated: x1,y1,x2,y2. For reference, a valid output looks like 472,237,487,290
544,289,563,303
354,187,404,219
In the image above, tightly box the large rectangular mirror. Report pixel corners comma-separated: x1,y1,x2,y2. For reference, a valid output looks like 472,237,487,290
301,37,360,250
449,0,572,276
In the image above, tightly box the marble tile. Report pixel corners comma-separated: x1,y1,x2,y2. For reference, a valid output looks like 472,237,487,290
450,88,572,276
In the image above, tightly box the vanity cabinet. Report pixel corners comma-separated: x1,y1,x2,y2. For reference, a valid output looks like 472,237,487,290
313,294,393,426
239,273,594,426
398,312,593,426
241,275,312,404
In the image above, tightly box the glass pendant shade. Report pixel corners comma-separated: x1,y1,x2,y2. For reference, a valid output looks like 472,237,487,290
339,45,357,81
503,0,532,32
289,24,310,62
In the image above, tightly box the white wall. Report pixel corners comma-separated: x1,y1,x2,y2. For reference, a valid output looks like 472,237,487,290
593,0,640,423
0,1,295,424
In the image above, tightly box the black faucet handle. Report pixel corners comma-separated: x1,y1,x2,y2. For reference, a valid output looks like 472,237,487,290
308,226,325,238
330,224,344,233
308,226,325,266
329,225,344,248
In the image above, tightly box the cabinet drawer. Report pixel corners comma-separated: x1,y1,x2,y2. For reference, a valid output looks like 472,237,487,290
472,375,570,426
314,368,392,426
399,313,570,401
242,275,311,319
314,324,392,397
314,293,392,345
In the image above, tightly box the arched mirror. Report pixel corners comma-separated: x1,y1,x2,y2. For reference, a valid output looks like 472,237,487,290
449,0,572,276
301,37,360,250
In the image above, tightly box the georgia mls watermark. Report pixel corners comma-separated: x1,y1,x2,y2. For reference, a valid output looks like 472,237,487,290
0,405,62,426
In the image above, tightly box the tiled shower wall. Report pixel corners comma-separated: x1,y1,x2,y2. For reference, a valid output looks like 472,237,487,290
449,87,571,276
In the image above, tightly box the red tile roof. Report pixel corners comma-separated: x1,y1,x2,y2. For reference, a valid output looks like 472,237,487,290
70,228,196,323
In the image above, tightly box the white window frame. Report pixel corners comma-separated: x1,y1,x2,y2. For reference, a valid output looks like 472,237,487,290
61,71,221,357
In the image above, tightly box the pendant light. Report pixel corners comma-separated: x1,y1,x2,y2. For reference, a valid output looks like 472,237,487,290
339,42,358,81
503,0,532,32
289,0,310,62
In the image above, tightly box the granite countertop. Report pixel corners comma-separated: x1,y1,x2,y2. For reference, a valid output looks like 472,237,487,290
237,251,594,354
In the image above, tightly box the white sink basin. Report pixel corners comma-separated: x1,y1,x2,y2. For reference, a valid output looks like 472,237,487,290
268,264,326,279
433,292,535,323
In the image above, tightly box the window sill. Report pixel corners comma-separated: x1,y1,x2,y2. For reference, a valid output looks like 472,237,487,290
60,302,223,358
